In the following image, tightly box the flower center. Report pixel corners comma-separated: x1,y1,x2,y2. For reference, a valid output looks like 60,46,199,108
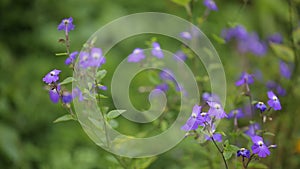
272,96,277,101
200,112,207,117
50,71,55,76
258,101,263,105
240,148,245,152
258,141,263,146
63,19,69,25
191,113,197,118
215,104,220,110
133,49,141,54
92,53,100,59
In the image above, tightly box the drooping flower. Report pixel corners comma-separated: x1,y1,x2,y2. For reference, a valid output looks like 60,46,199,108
251,136,271,158
128,48,146,62
72,87,83,101
266,81,286,96
43,69,61,84
151,42,164,58
179,32,192,40
98,85,107,91
245,123,260,137
205,133,222,142
181,105,202,131
237,148,251,158
65,51,78,65
62,92,73,104
159,69,175,82
279,60,292,79
155,83,169,92
235,72,254,86
207,101,227,119
228,109,244,119
79,51,91,68
49,85,61,103
221,25,248,42
202,92,220,103
268,33,283,44
203,0,218,11
267,91,281,110
197,112,211,126
57,17,75,32
255,102,267,112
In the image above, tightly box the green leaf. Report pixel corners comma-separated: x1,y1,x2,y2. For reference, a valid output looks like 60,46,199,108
106,110,126,119
270,43,295,62
263,131,275,136
53,114,76,123
96,70,107,81
59,77,75,85
223,141,240,160
212,34,226,44
171,0,190,7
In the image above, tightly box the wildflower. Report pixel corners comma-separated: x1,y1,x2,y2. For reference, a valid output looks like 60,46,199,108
179,32,192,40
203,0,218,11
279,60,292,79
205,133,222,142
266,81,286,96
221,25,248,42
79,51,91,68
268,33,283,44
237,148,251,158
128,48,146,62
267,91,281,110
65,51,78,65
228,109,244,119
43,69,61,84
207,101,227,119
151,42,164,58
245,123,260,137
173,50,187,61
251,136,270,158
72,87,83,101
99,85,107,91
62,92,73,104
90,48,106,67
57,17,75,32
197,112,210,126
181,105,202,131
49,85,61,103
255,102,267,112
235,72,254,86
238,33,267,56
155,83,169,92
159,69,175,82
202,92,220,103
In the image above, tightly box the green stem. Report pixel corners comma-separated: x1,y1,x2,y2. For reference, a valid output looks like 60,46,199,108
112,154,129,169
210,136,228,169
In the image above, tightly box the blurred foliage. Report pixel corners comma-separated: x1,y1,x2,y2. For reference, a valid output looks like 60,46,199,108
0,0,300,169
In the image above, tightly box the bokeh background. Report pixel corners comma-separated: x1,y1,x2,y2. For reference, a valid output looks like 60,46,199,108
0,0,299,168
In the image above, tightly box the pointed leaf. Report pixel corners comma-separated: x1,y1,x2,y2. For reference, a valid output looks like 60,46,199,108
53,114,76,123
106,110,126,119
171,0,190,7
270,43,294,62
59,77,75,85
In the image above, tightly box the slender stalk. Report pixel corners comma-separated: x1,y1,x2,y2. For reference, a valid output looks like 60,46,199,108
112,154,129,169
210,136,228,169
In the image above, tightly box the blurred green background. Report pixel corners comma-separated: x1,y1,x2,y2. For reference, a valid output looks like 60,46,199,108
0,0,299,168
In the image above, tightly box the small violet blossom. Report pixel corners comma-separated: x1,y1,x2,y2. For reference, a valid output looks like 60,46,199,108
43,69,61,84
155,83,169,92
279,60,292,79
268,33,283,44
251,136,271,158
151,42,164,58
237,148,251,158
181,105,202,131
62,92,73,104
267,91,281,111
65,51,78,65
179,32,192,40
203,0,218,11
245,123,260,137
173,50,187,61
72,87,83,101
49,85,61,103
228,109,244,119
205,133,222,142
57,17,75,32
235,72,254,86
128,48,146,63
266,81,286,96
255,102,267,112
207,101,227,119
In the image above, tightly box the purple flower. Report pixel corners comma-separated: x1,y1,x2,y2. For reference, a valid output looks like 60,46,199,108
72,87,83,101
279,60,292,79
202,92,220,103
179,32,192,40
79,51,91,68
203,0,218,11
90,48,106,67
57,17,75,32
49,85,61,103
62,92,73,104
160,69,175,81
237,148,251,158
151,42,164,58
221,25,248,42
266,81,286,96
207,101,227,119
65,51,78,65
198,112,211,126
43,69,61,84
228,109,244,119
173,50,187,61
239,33,268,56
99,85,107,91
255,102,267,112
268,33,283,44
245,123,260,137
205,133,222,142
235,72,254,86
128,48,146,62
181,105,202,131
155,83,169,92
267,91,281,110
251,136,270,158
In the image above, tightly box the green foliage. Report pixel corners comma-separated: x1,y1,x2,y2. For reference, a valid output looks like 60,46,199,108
53,114,77,123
